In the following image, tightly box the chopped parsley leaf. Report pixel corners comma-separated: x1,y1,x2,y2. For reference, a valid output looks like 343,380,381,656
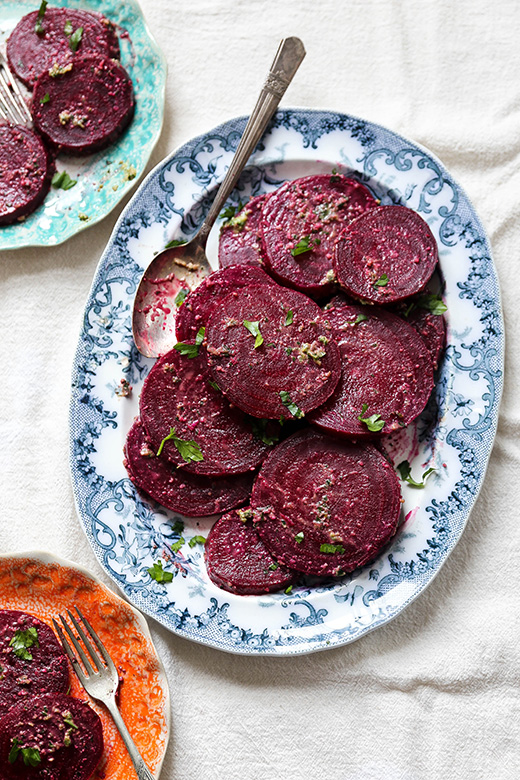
40,93,50,105
8,738,41,768
172,519,185,535
52,171,77,190
268,563,278,571
188,535,206,548
279,391,305,419
243,320,263,349
174,326,205,358
207,379,220,392
251,418,279,446
156,426,203,463
320,543,345,554
374,273,389,287
354,313,368,325
417,293,448,316
294,531,304,544
63,715,78,730
397,460,436,488
165,238,188,249
291,235,320,256
219,205,237,220
284,310,294,326
357,403,385,432
68,26,83,52
9,627,39,661
34,0,47,34
171,538,184,553
284,585,293,595
174,288,188,307
147,560,173,583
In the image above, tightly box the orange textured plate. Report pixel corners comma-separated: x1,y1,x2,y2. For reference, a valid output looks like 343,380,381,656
0,551,169,779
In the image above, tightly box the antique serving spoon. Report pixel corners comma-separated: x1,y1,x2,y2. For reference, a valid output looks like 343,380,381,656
132,36,306,358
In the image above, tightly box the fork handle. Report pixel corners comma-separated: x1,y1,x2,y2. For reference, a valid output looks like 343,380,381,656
104,695,156,780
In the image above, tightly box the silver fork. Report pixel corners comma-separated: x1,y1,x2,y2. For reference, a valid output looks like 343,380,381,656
53,607,156,780
0,50,32,126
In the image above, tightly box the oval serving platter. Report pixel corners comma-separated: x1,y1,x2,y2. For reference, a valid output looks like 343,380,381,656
0,0,166,249
69,108,504,656
0,551,169,777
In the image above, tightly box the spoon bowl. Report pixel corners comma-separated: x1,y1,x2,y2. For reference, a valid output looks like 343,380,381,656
132,36,305,358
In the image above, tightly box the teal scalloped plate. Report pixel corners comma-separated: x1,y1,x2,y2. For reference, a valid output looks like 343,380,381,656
0,0,166,248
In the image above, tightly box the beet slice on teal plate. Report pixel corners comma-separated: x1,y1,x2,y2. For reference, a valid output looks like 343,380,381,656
139,345,277,476
124,419,254,516
261,174,378,298
0,693,103,779
0,125,54,226
0,610,69,719
251,429,402,577
205,508,297,595
309,301,434,437
218,193,269,269
206,282,341,420
334,204,438,304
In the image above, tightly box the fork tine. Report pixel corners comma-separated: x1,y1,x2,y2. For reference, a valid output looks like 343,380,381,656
66,609,103,673
57,613,96,676
0,51,32,126
52,618,88,684
74,606,118,675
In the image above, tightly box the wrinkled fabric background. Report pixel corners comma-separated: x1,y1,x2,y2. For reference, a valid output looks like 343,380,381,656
0,1,517,778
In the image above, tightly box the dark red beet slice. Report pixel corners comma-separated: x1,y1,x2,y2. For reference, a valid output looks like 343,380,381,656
0,610,69,719
125,419,254,516
0,693,103,780
406,307,446,369
7,7,119,88
206,282,341,420
175,265,273,342
334,205,438,304
308,302,434,437
251,429,402,576
218,193,268,269
0,125,53,226
205,508,297,594
32,54,134,155
139,346,276,476
261,174,378,298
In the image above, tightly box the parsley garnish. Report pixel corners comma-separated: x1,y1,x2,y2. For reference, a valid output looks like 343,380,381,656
8,739,41,767
188,535,206,548
68,26,83,52
174,288,188,307
330,167,341,183
165,238,188,249
320,543,345,554
284,310,294,326
354,313,368,325
174,326,205,358
374,273,389,287
34,0,47,34
397,460,435,488
40,92,50,105
63,714,78,730
357,403,385,432
243,320,263,348
208,379,220,392
291,235,321,256
64,20,73,36
268,563,278,571
279,390,304,419
156,426,204,463
9,627,39,660
147,560,173,583
219,205,237,220
417,294,447,316
294,531,304,544
172,519,185,535
284,585,293,595
251,418,279,446
52,171,77,190
171,538,184,553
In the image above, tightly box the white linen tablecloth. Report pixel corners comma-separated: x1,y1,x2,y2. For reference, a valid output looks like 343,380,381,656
1,1,518,778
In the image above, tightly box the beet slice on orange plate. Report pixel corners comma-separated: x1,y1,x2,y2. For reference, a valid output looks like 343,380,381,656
309,300,434,437
206,282,341,420
251,429,402,577
124,419,254,516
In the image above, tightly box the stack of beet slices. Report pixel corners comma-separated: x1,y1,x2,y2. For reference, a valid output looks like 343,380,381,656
127,172,447,596
0,610,103,779
0,4,134,225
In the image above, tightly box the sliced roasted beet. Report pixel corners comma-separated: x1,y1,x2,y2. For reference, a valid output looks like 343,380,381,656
308,302,434,437
204,508,297,594
251,429,402,576
7,7,119,88
0,693,103,780
406,306,446,369
139,346,277,476
0,124,53,226
206,282,341,420
125,419,254,516
0,610,69,719
32,54,134,155
260,174,378,298
334,205,438,304
175,265,273,342
218,193,269,269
